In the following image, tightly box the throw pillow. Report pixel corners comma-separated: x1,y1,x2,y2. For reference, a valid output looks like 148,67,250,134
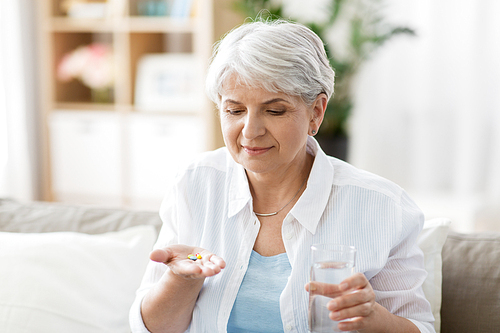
417,217,451,333
0,225,156,333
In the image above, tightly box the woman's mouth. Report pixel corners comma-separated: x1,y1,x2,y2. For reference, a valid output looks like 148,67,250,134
242,146,272,156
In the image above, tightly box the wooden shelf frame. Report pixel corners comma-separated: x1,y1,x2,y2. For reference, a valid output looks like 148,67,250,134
46,16,197,33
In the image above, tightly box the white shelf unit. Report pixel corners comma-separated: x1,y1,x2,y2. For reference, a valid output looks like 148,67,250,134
36,0,217,210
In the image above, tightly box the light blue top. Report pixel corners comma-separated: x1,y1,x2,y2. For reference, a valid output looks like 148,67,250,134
227,250,292,333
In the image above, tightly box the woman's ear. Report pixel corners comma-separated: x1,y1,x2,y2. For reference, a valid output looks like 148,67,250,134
309,93,328,136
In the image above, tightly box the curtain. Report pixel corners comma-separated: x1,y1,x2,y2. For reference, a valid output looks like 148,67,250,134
0,0,39,200
349,0,500,231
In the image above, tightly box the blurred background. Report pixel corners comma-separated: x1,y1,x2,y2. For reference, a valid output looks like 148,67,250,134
1,0,499,233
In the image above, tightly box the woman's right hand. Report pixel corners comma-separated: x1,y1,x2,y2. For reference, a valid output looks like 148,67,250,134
150,244,226,280
141,245,225,333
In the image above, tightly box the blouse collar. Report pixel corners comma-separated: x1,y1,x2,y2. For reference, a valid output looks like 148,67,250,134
227,136,335,235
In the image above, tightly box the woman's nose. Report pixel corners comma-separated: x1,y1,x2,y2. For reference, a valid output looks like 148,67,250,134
242,112,266,139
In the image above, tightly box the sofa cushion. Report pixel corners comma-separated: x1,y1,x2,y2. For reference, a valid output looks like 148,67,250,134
440,231,500,333
0,225,157,333
0,198,163,234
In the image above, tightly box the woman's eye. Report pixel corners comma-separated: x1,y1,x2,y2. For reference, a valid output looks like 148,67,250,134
268,110,285,115
226,109,244,115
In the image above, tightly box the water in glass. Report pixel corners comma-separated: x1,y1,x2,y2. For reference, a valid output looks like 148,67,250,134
309,261,354,333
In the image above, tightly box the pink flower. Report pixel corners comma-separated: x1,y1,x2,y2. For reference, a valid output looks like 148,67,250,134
57,43,114,89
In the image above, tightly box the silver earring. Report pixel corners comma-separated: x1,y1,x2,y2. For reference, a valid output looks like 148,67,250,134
311,130,316,135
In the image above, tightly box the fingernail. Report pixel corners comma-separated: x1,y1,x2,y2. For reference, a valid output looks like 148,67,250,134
331,311,340,320
340,282,349,290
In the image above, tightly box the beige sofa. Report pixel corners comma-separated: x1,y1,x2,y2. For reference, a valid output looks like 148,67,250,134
1,198,499,333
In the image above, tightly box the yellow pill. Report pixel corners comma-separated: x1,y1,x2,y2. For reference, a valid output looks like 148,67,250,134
196,254,202,259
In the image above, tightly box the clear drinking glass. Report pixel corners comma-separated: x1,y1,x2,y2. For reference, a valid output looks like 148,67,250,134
309,244,356,333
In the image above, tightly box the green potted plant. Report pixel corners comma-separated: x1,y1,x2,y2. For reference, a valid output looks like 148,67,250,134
232,0,415,160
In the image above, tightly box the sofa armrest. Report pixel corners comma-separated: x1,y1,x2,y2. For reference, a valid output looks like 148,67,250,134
440,231,500,333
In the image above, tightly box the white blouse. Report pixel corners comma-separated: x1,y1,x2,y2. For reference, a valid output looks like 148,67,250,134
129,137,435,333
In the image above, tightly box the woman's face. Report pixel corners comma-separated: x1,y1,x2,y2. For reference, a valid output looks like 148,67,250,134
219,77,325,177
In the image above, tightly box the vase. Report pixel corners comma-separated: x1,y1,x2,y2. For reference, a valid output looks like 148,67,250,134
91,88,113,104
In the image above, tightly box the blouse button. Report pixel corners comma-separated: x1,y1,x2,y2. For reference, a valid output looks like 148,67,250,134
285,324,293,331
285,232,293,240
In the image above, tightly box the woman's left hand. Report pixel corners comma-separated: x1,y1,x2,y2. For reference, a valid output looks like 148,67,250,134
305,273,377,332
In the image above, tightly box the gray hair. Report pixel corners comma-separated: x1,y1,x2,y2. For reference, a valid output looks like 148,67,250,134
205,19,335,107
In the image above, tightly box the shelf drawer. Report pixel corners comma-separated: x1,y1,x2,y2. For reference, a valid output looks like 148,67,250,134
126,113,206,207
49,111,123,206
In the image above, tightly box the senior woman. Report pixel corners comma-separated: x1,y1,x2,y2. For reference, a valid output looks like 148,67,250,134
130,20,435,333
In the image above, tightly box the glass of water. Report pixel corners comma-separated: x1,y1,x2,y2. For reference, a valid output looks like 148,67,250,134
309,244,356,333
